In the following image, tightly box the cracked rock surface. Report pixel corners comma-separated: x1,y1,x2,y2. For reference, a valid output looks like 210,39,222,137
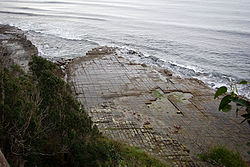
67,47,249,166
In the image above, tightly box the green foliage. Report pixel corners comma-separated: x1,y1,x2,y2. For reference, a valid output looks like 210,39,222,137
240,81,248,85
0,56,101,166
219,95,232,112
199,145,247,167
214,81,250,125
119,143,169,167
0,56,168,166
214,86,227,99
96,137,169,167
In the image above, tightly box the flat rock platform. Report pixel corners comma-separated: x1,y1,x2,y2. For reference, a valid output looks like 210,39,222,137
66,47,249,166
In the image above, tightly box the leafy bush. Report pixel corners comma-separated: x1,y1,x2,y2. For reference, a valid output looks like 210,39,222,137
0,56,101,166
199,145,247,167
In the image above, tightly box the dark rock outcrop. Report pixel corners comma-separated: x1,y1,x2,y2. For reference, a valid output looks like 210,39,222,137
0,25,37,72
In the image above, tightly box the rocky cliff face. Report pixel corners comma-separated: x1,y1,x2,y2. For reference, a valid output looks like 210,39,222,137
0,25,37,72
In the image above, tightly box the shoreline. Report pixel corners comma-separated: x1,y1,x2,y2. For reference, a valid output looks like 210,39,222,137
2,23,249,99
1,25,249,166
0,25,169,166
66,46,249,164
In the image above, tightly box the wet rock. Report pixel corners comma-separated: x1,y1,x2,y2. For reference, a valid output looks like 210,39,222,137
86,46,117,56
164,69,173,76
54,58,73,68
127,49,137,55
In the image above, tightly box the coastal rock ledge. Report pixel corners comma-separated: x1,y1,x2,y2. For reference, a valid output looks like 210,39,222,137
0,25,37,72
66,47,250,166
1,25,249,166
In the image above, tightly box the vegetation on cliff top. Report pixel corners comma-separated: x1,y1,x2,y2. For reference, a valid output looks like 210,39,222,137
0,55,167,166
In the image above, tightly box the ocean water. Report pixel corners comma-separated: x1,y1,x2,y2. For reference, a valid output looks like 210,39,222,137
0,0,249,97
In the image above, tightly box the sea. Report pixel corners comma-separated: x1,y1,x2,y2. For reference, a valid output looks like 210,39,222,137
0,0,249,98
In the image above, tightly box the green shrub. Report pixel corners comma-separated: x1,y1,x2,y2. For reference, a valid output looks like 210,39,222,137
0,56,100,166
199,145,247,167
119,142,168,167
91,137,169,167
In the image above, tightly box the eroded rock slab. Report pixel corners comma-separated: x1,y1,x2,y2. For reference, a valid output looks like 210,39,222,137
0,25,37,72
67,47,250,166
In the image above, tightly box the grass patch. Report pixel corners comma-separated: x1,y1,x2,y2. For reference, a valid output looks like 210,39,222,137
99,137,170,167
199,145,247,167
152,90,163,99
